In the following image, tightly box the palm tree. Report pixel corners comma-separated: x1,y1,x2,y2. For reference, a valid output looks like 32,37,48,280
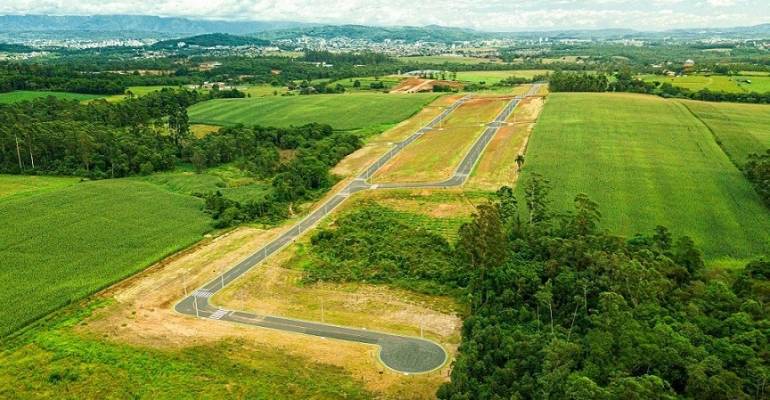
515,154,525,172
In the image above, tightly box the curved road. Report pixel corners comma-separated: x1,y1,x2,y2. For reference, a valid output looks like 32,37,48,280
175,85,542,373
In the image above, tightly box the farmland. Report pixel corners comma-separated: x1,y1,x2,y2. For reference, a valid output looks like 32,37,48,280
187,92,440,130
0,175,79,200
516,92,770,261
0,178,211,337
640,74,770,93
680,100,770,166
0,90,103,104
373,97,509,183
455,70,551,84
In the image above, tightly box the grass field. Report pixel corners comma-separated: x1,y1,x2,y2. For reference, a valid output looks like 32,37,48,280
679,100,770,166
0,302,373,399
374,97,509,183
455,70,551,84
0,178,211,337
516,93,770,261
0,175,80,201
104,86,177,102
0,91,104,104
640,74,770,93
398,55,501,65
187,93,440,130
139,170,272,203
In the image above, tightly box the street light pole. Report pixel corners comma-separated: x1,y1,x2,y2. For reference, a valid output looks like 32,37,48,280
194,296,199,318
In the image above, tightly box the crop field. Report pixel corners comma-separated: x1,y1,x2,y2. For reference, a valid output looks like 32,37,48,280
640,74,770,93
187,93,440,130
516,93,770,261
373,97,509,183
0,91,103,104
679,100,770,166
0,174,79,201
0,178,211,337
455,70,551,84
330,76,404,90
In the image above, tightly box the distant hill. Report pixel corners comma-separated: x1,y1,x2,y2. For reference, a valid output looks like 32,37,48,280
150,33,270,49
0,43,34,52
252,24,496,43
0,15,312,35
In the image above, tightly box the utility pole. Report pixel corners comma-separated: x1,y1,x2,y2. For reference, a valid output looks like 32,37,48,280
194,296,199,318
221,273,225,289
183,271,187,296
420,310,424,338
320,279,325,323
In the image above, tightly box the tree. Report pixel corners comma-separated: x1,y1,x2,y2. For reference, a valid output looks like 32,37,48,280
515,154,525,171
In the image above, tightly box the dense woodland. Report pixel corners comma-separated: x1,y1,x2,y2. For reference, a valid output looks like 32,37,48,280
746,150,770,209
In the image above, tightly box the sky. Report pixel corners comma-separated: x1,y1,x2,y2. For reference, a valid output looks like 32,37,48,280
1,0,769,32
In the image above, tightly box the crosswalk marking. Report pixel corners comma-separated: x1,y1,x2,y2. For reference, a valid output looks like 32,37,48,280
209,309,228,320
193,290,214,298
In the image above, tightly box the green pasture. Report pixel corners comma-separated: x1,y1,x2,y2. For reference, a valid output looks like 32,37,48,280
640,74,770,93
187,92,439,130
0,91,103,104
398,55,500,65
139,169,272,203
0,178,211,337
680,100,770,166
516,93,770,261
455,70,551,83
104,86,178,102
330,76,403,90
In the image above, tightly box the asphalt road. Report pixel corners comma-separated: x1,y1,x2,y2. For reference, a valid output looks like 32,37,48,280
175,85,541,373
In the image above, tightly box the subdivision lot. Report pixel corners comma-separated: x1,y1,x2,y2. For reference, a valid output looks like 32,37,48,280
466,96,545,190
187,92,439,130
679,100,770,166
516,92,770,261
0,178,211,337
375,94,465,143
373,97,509,183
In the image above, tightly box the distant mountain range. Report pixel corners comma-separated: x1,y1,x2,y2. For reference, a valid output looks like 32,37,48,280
0,15,313,35
0,14,768,42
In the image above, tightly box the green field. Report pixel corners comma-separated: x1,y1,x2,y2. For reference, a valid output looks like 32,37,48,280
187,93,439,130
640,74,770,93
397,55,500,65
516,93,770,261
0,175,80,201
455,70,551,83
140,169,272,203
0,91,104,104
679,100,770,166
0,302,372,399
104,86,177,102
0,178,211,337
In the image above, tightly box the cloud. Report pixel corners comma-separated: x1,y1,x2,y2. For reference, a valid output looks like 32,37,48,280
0,0,768,31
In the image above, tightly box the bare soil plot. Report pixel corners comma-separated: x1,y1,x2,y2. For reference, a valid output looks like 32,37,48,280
375,94,465,143
83,222,455,398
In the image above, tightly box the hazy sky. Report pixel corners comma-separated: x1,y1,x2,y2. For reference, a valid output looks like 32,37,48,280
2,0,768,31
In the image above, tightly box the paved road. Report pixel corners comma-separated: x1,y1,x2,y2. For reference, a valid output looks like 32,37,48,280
175,85,541,373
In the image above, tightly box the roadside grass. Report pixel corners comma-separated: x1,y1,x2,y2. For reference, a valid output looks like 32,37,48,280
0,178,211,337
678,100,770,166
516,92,770,261
0,302,373,399
187,92,440,130
455,70,551,84
374,95,464,143
640,74,770,93
373,97,509,183
0,174,80,201
0,91,103,104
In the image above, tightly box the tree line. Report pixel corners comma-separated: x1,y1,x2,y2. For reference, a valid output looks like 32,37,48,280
435,178,770,399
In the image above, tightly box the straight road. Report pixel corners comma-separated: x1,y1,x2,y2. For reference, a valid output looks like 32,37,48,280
175,85,542,373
